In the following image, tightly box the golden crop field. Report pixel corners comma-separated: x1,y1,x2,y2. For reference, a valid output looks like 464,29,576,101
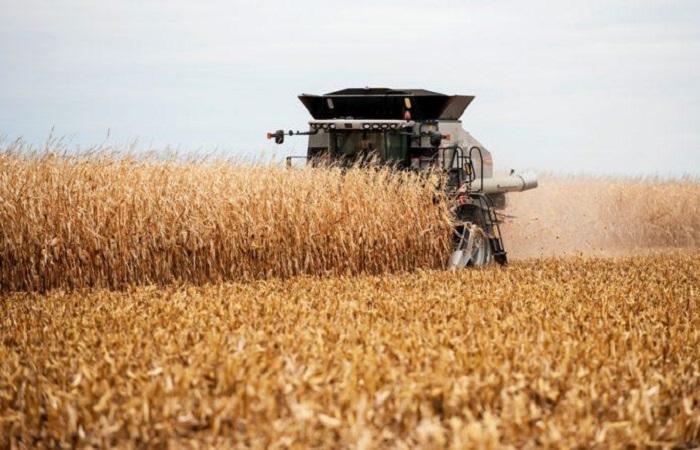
2,255,699,448
0,152,451,292
1,150,699,448
1,151,698,292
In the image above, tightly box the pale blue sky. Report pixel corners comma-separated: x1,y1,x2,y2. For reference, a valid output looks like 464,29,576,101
1,0,699,175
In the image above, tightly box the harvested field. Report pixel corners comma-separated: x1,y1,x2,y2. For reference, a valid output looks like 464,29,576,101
2,254,699,448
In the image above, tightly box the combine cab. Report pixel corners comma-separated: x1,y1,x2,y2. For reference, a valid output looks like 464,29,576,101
268,88,537,267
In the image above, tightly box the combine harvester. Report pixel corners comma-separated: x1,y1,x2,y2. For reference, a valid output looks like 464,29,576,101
268,88,537,267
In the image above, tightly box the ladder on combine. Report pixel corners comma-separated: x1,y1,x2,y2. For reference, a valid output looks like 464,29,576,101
455,145,508,266
472,192,508,265
315,141,510,267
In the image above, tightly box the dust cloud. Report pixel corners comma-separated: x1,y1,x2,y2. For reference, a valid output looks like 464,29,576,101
499,175,700,259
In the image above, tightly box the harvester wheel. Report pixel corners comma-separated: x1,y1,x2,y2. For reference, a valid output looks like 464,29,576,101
449,223,492,269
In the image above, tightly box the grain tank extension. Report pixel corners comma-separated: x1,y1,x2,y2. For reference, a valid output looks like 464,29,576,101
268,88,537,266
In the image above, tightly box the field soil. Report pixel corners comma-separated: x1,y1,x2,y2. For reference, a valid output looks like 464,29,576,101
2,254,699,448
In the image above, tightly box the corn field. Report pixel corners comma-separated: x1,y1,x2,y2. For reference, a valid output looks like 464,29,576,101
2,151,699,292
1,255,698,448
1,148,699,447
0,152,451,292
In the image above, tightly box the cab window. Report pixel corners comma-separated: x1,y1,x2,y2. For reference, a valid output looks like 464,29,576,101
332,131,407,163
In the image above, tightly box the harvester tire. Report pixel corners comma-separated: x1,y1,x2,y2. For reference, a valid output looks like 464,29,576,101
449,223,493,268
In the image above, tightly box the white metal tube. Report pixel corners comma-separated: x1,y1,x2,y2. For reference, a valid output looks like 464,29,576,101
474,173,538,194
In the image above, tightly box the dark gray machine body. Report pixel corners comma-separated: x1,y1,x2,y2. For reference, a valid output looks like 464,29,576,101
268,88,537,266
295,88,535,194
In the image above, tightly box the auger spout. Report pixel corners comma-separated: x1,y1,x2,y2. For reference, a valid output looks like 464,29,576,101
474,172,538,194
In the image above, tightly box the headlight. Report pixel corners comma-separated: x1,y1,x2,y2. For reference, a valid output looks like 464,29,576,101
380,124,388,129
329,123,336,129
371,124,380,129
362,123,370,129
